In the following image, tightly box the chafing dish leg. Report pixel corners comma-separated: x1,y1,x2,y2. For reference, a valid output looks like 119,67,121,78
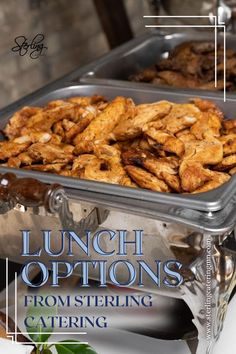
183,233,236,354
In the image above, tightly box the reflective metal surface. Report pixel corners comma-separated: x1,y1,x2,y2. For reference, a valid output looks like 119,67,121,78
0,83,236,353
0,202,235,354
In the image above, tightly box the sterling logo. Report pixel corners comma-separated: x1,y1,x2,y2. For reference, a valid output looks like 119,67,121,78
11,33,48,59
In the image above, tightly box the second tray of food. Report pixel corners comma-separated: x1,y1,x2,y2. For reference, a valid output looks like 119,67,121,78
77,31,236,95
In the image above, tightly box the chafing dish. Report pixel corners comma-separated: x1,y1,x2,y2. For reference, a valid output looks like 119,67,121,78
72,31,236,97
0,84,236,354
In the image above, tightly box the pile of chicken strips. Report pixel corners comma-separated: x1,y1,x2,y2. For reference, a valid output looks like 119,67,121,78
130,41,236,91
1,95,236,194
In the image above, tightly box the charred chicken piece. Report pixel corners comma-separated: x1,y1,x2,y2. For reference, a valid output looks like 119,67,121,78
125,165,171,192
144,127,185,157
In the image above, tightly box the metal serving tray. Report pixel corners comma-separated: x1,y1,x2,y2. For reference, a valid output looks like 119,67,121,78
1,85,236,354
0,83,236,233
73,31,236,97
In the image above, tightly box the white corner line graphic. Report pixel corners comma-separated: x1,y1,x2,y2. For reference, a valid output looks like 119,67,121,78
143,15,227,101
5,258,87,342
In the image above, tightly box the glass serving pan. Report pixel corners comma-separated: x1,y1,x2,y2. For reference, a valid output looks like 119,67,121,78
0,83,236,354
74,31,236,97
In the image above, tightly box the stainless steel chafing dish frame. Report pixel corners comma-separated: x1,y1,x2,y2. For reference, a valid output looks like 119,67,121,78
0,83,236,234
1,84,236,354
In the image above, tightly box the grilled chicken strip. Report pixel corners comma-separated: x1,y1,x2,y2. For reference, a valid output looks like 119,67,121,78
183,137,223,165
152,103,200,134
223,120,236,134
24,102,80,133
214,154,236,171
192,172,230,193
111,101,172,141
179,161,213,192
219,134,236,156
144,128,185,157
24,163,67,173
67,95,106,106
0,141,30,161
1,94,234,195
122,149,181,192
28,143,74,164
125,165,170,192
4,106,42,139
190,111,222,139
74,97,133,152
